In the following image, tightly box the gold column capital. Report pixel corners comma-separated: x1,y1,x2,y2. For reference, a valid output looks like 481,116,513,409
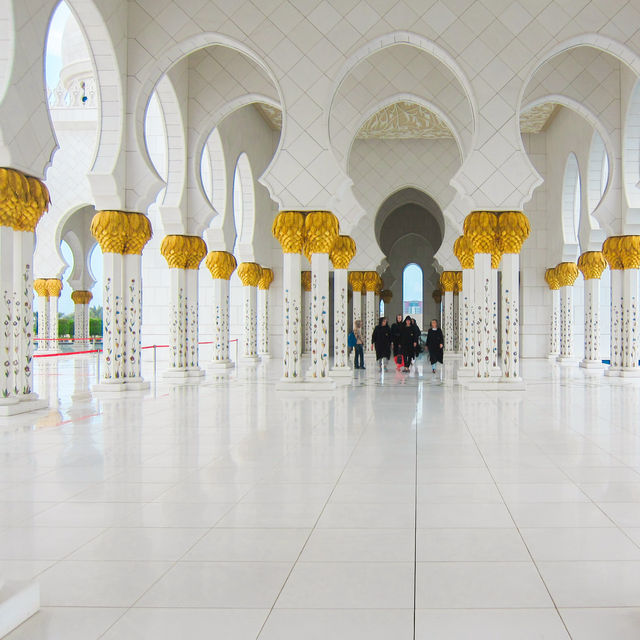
301,270,312,292
45,278,63,298
440,270,457,292
160,235,190,269
348,271,364,292
453,235,474,269
577,251,607,280
602,236,623,270
205,251,237,280
71,290,93,305
491,247,502,269
90,211,152,255
237,262,262,287
185,236,207,269
34,278,49,298
463,211,498,254
555,262,579,287
330,235,356,269
619,235,640,269
363,270,379,293
258,267,274,290
272,211,305,254
498,211,530,254
0,169,50,231
454,271,463,293
380,289,393,303
124,212,153,255
544,267,560,290
303,211,339,260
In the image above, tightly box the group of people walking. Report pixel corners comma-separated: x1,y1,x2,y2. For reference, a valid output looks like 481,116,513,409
351,315,444,373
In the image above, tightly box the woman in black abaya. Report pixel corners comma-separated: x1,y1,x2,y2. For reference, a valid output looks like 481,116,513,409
426,319,444,373
398,316,417,372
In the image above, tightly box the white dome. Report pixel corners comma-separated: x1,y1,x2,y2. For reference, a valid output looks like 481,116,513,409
59,12,92,88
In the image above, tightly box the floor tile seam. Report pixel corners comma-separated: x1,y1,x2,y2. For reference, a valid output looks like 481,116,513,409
454,403,574,639
255,414,376,639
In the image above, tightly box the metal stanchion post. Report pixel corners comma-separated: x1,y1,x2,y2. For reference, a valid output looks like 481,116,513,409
96,349,100,385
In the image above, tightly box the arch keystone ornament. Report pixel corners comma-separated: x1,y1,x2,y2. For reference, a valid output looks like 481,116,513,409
618,235,640,376
205,251,237,369
237,262,263,362
0,169,49,413
304,212,339,385
462,212,499,383
272,211,305,382
555,262,579,365
91,210,153,391
330,235,357,376
578,251,607,369
161,235,208,378
454,236,475,374
498,212,530,383
258,268,274,358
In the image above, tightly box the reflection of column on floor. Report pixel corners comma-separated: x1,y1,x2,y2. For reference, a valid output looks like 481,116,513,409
555,261,579,363
301,271,312,355
305,211,339,380
498,212,530,381
237,262,262,362
272,211,305,382
330,236,356,373
577,251,607,369
257,268,274,358
619,235,640,377
205,251,236,369
454,235,475,375
544,268,561,359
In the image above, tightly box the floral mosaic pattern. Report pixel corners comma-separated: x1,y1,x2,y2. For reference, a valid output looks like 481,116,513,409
213,281,230,363
444,293,454,352
303,291,312,354
583,283,600,362
334,274,348,369
311,271,329,378
610,273,622,368
550,290,560,356
559,287,573,358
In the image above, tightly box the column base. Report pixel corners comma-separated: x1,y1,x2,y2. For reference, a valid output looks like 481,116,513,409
276,377,336,391
0,580,39,637
605,367,620,377
209,361,235,371
239,355,260,364
258,353,271,360
557,356,578,366
547,353,559,361
461,377,525,391
0,397,47,417
619,367,640,378
580,360,605,370
163,368,206,380
92,379,150,392
500,376,526,389
456,367,475,380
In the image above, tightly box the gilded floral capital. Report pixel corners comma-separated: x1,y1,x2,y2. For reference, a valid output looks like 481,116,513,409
258,267,274,290
91,211,152,255
272,211,305,254
454,271,463,293
185,236,207,269
602,236,623,270
577,251,607,280
124,213,153,255
544,267,560,290
304,211,339,259
301,270,312,292
71,290,93,305
363,271,379,293
348,271,364,292
0,169,50,232
619,235,640,269
237,262,262,287
440,270,457,292
33,278,49,298
463,211,498,254
498,211,530,254
453,235,474,269
330,235,356,269
45,278,63,298
205,251,237,280
555,262,579,287
160,235,190,269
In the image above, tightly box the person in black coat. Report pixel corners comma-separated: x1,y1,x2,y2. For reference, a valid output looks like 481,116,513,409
410,317,422,358
371,317,392,369
426,319,444,373
398,315,418,372
390,314,403,357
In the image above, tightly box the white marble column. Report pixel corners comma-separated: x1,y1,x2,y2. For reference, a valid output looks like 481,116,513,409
205,251,236,370
545,268,561,359
363,271,379,357
490,261,500,373
185,267,204,375
302,271,312,355
454,236,475,378
620,265,640,376
34,280,50,353
167,267,188,371
281,252,302,380
473,253,492,378
500,253,522,380
453,289,460,353
237,262,261,363
309,253,330,378
442,288,455,352
258,268,274,358
349,271,363,331
47,283,61,351
577,251,606,369
603,237,622,376
91,211,151,391
71,290,92,348
556,262,579,364
331,237,356,375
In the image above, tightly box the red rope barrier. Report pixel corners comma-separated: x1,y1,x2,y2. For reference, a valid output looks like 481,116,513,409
34,349,102,358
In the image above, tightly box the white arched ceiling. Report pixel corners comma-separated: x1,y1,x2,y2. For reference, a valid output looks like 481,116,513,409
587,130,608,218
201,127,226,216
561,153,581,259
623,78,640,212
232,152,255,261
329,43,474,170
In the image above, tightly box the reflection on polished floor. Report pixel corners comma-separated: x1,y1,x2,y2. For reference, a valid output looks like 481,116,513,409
2,355,640,639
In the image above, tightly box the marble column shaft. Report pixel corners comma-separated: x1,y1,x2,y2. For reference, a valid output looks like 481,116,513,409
333,268,349,370
500,253,521,379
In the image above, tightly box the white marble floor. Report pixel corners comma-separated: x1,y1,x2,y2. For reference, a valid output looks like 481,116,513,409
2,354,640,639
